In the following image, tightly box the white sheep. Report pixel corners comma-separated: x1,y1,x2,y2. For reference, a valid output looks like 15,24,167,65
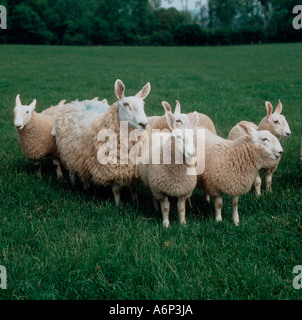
51,97,110,187
138,109,199,228
228,100,291,196
13,94,62,178
53,79,151,205
197,121,283,225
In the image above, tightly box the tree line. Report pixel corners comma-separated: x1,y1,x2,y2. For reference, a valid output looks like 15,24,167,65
0,0,300,46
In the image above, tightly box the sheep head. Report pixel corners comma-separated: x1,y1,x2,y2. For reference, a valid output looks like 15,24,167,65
14,94,36,130
115,79,150,131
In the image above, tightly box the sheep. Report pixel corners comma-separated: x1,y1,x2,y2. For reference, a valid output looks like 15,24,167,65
149,100,216,135
196,121,283,225
228,100,291,196
51,97,110,187
13,94,62,178
137,110,199,228
53,79,151,205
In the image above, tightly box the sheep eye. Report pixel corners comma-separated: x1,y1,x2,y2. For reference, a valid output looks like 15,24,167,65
26,111,29,114
274,120,279,124
124,102,132,110
262,138,268,142
176,119,182,124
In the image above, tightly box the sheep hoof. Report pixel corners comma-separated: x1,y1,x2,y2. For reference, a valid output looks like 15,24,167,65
163,221,170,228
233,221,240,226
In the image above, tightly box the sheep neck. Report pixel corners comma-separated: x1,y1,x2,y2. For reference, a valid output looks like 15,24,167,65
162,135,189,177
233,136,265,174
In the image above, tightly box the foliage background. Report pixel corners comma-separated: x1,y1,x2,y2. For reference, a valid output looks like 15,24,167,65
0,0,301,46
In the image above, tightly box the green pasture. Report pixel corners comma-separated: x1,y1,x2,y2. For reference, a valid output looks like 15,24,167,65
0,43,301,300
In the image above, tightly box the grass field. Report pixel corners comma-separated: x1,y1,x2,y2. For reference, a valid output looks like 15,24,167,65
0,43,301,300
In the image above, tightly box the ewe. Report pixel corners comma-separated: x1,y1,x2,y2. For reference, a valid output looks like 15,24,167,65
197,122,283,225
53,79,151,206
228,100,291,196
13,94,62,178
138,109,199,228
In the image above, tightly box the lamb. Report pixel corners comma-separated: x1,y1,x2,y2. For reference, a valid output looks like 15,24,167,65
196,121,283,225
53,79,151,205
149,100,216,134
228,100,291,196
13,94,62,178
137,110,199,228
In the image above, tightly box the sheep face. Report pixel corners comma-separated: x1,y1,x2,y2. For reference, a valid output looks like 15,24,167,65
162,100,190,129
14,94,36,130
256,130,283,160
166,110,199,162
172,128,196,161
265,100,291,139
239,122,283,161
115,79,150,131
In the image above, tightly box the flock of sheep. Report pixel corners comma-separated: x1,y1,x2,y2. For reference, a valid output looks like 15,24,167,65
13,79,291,227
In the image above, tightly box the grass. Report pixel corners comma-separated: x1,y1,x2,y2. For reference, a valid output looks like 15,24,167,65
0,43,301,300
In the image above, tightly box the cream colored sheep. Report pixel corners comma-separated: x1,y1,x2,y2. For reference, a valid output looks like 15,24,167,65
53,79,151,206
228,100,291,196
197,122,283,225
138,110,199,228
13,94,62,178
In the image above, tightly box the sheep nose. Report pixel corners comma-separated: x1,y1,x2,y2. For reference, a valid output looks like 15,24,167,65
15,125,21,129
285,132,291,137
279,150,283,156
139,122,148,129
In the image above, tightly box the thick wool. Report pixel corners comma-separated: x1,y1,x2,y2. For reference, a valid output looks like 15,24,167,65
197,130,266,197
138,133,197,200
54,102,145,188
228,121,280,172
16,111,59,161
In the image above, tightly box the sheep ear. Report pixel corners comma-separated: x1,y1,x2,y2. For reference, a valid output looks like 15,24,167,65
29,99,37,111
136,82,151,100
165,111,176,131
274,99,282,115
238,121,256,138
93,97,98,101
174,100,181,115
265,101,273,119
16,94,21,106
115,79,125,100
162,101,171,113
58,99,66,106
101,99,108,105
190,111,199,128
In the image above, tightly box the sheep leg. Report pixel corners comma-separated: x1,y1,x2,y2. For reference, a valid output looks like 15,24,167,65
213,196,223,222
265,166,277,192
177,196,187,225
129,184,138,203
152,195,160,211
254,173,262,196
232,196,239,226
34,160,41,176
80,176,90,190
53,158,62,179
69,170,76,185
112,183,122,207
205,193,210,203
160,196,170,228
